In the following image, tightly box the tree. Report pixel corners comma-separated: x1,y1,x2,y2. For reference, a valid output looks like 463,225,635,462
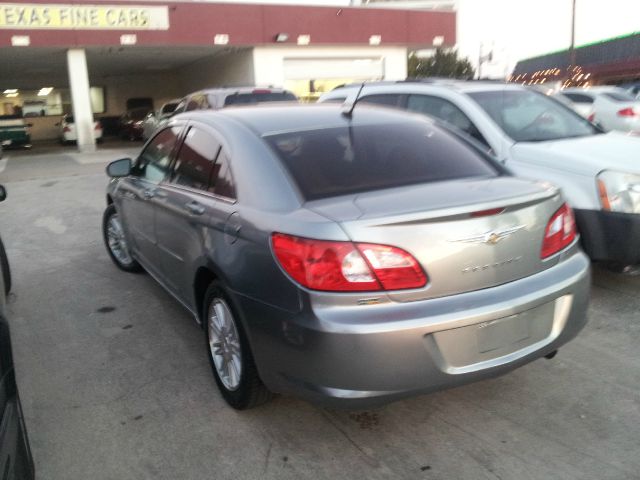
408,48,475,80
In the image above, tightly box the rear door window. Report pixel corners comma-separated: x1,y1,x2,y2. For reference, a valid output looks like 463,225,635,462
602,91,637,102
562,93,594,104
210,149,236,199
171,127,221,191
265,121,499,201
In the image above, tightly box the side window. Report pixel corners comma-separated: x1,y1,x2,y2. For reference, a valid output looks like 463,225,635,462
211,149,236,199
407,94,488,146
171,128,221,191
135,127,180,183
359,94,404,108
563,93,594,104
186,95,202,112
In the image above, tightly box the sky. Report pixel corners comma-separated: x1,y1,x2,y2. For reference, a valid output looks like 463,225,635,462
180,0,640,77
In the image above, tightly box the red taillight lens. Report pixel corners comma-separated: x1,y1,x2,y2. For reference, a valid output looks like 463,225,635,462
63,126,71,132
94,122,102,130
541,203,576,259
617,107,636,117
271,233,427,292
587,112,596,122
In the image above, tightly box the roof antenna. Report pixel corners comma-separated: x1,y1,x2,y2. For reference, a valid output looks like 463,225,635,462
342,82,365,118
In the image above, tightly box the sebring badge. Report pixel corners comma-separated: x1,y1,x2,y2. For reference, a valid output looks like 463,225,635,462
449,225,526,245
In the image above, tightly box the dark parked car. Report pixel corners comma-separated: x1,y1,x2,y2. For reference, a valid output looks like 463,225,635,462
118,107,152,141
102,105,590,409
172,87,298,116
0,184,35,479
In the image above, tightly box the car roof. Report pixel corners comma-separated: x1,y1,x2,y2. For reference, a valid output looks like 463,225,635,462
177,103,434,137
330,79,525,95
192,86,291,95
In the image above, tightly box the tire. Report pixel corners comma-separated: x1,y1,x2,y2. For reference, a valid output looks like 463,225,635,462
203,282,272,409
102,204,143,273
0,236,11,295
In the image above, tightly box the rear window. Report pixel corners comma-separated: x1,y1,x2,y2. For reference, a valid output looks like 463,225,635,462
224,92,297,107
264,121,499,201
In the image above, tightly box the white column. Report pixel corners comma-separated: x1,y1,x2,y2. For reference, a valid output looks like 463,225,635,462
66,49,95,152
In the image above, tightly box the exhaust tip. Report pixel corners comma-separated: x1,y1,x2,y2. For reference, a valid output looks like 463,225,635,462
544,350,558,360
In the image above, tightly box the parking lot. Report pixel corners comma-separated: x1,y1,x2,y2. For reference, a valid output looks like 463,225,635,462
1,144,639,480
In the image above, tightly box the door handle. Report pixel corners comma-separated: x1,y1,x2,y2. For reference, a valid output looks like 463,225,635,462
184,201,205,216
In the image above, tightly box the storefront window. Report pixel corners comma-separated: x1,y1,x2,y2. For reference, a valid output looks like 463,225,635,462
1,87,105,117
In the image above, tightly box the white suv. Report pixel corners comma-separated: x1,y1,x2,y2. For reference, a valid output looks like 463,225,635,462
320,81,640,267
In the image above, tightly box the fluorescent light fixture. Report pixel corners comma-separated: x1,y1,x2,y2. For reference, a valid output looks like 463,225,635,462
3,89,17,94
297,35,310,46
5,93,18,98
214,34,229,45
11,35,30,46
37,87,53,96
120,34,137,45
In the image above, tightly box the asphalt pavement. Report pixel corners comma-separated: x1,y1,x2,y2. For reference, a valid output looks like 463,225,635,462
1,144,639,480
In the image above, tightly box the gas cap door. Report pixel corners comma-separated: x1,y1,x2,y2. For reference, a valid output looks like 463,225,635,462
224,212,242,244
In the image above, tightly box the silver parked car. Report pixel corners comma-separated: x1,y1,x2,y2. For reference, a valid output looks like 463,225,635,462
102,104,590,409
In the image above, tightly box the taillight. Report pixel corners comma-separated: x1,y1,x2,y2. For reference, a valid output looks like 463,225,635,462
271,233,427,292
541,203,576,259
617,107,637,117
587,112,596,122
63,126,71,132
94,122,102,130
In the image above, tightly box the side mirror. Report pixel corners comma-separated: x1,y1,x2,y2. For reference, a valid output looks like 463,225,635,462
0,185,6,202
106,158,132,177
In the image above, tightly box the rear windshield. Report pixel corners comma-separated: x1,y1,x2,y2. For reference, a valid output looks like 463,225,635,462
224,92,297,107
264,121,499,201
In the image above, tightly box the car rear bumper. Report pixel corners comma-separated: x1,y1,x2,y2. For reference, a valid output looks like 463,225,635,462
574,208,640,264
237,250,591,408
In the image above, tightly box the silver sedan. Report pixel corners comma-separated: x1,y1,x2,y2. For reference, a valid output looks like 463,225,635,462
102,104,590,409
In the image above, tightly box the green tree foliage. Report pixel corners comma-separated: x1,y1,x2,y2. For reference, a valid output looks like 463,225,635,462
408,48,476,80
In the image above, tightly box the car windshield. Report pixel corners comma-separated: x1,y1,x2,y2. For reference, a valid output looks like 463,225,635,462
161,103,178,114
224,92,297,106
468,90,600,142
602,91,637,102
264,121,499,201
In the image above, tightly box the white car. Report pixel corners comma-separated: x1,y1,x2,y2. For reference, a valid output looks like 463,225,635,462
59,114,103,144
320,81,640,267
559,87,640,134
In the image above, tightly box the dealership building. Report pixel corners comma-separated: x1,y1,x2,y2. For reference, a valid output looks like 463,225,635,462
0,1,455,150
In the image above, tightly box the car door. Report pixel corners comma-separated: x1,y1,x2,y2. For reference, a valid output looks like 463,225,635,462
154,124,224,304
0,314,34,480
115,125,182,272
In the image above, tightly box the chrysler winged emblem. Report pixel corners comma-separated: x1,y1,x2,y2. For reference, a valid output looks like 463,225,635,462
450,225,526,245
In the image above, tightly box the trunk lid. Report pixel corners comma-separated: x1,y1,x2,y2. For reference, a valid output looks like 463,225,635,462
307,177,564,301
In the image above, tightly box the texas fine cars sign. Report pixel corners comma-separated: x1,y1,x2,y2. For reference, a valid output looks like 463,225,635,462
0,3,169,30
